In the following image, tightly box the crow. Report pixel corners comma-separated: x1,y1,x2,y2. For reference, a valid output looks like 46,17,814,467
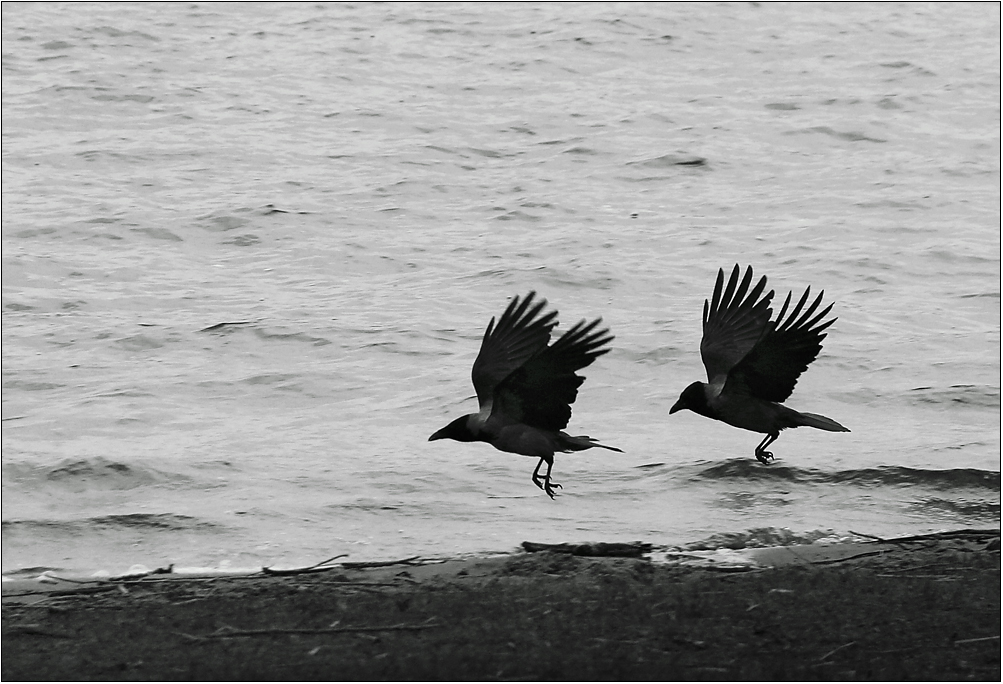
670,265,849,463
429,292,622,498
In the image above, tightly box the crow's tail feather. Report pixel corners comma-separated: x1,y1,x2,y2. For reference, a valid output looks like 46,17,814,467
797,412,850,432
560,434,624,453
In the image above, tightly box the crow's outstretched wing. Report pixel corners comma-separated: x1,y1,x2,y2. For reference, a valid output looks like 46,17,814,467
493,318,614,430
700,265,773,385
725,286,836,402
471,292,557,410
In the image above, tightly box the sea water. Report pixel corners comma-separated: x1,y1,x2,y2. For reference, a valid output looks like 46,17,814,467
3,2,999,576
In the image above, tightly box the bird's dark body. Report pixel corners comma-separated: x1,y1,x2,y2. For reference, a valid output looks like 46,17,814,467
435,414,604,458
679,381,811,432
430,292,620,497
671,265,849,463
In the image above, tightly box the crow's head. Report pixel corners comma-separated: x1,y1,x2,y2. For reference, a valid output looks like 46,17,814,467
670,381,708,415
429,415,479,443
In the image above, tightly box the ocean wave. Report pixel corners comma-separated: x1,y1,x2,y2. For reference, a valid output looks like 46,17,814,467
626,153,708,168
677,527,850,551
906,384,1000,408
3,456,195,492
692,459,1000,491
1,566,68,578
908,498,1001,519
832,384,1000,409
197,320,333,347
2,513,217,535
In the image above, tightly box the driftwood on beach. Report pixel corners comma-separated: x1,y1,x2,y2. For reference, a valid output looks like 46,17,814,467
521,541,654,557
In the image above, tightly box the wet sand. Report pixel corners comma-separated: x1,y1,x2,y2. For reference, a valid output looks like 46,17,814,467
3,529,999,681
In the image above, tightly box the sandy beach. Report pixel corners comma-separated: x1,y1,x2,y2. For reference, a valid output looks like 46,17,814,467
2,529,999,681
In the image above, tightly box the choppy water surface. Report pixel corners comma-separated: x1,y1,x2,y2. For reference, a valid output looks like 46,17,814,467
3,2,999,575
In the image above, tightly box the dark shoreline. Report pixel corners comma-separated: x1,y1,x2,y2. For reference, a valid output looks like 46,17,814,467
3,529,999,681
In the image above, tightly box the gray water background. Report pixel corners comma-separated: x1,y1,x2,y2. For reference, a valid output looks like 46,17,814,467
2,2,1000,575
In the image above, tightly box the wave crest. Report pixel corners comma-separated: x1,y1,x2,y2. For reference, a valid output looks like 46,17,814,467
694,460,1000,490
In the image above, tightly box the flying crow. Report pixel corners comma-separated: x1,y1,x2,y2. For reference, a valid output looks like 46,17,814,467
670,265,849,463
429,292,621,498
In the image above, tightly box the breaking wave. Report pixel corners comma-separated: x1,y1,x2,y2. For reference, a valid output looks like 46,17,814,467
908,498,1001,519
677,527,854,551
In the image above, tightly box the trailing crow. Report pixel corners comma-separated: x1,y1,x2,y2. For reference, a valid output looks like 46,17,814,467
670,265,849,463
429,292,621,498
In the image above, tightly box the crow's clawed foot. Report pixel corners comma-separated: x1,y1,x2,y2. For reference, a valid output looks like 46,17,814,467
533,470,562,498
755,450,774,465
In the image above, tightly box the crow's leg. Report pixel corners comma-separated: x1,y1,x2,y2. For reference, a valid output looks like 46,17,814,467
531,457,561,498
531,458,545,489
755,433,778,464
